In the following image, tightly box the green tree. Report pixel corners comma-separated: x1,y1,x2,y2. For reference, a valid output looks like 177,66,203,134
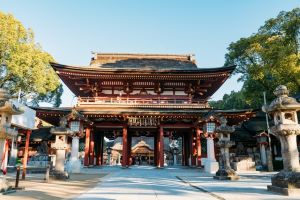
209,90,250,109
0,12,62,106
225,8,300,108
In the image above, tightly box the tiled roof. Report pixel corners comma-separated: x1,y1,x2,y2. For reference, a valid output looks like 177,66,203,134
89,53,198,70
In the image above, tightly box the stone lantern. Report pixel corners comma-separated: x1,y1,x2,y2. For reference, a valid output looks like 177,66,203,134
107,147,112,166
262,85,300,196
0,89,23,191
67,120,82,173
169,139,179,166
255,132,269,168
214,117,239,180
50,116,73,179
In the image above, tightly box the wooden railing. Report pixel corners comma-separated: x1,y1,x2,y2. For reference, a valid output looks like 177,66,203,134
77,97,209,108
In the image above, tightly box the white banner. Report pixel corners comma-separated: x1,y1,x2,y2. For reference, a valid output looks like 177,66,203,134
11,101,36,130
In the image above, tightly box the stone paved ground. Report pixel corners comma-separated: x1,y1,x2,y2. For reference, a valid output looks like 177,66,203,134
75,166,300,200
2,166,300,200
0,172,107,200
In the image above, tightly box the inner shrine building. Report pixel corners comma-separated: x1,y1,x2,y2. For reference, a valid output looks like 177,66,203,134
35,53,254,168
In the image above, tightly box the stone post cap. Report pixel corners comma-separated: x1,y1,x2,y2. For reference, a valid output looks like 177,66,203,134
274,85,288,97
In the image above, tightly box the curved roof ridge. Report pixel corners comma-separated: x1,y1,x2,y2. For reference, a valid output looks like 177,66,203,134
92,52,195,57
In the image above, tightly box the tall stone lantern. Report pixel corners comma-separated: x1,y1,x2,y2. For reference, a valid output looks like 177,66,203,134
214,117,239,180
50,116,73,179
0,89,23,191
65,109,89,173
262,85,300,196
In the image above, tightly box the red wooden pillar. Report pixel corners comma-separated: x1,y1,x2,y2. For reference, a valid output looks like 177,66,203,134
127,133,132,166
96,134,103,166
158,126,164,168
122,126,128,167
95,135,99,166
100,135,104,165
89,130,95,166
22,130,31,179
156,134,160,166
185,133,190,166
183,134,186,166
191,131,197,166
84,127,90,167
196,127,202,167
181,134,185,166
153,134,157,166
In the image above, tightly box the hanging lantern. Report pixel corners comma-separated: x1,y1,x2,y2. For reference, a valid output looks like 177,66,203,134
69,120,83,134
203,122,216,133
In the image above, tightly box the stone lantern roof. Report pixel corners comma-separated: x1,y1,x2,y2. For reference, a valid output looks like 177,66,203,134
263,85,300,113
50,116,73,136
0,89,23,115
215,117,235,135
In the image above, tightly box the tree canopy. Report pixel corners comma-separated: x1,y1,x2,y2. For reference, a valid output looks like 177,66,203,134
0,12,62,107
212,8,300,109
209,90,250,110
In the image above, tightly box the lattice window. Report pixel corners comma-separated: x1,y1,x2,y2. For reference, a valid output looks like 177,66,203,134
70,121,80,132
205,122,215,133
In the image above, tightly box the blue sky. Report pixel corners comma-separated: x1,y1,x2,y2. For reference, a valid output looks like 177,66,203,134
1,1,299,107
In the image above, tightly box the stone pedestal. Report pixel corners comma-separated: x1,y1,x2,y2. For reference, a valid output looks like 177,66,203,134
267,171,300,196
204,137,219,173
0,175,8,193
68,137,81,173
55,149,66,172
9,137,17,166
205,161,219,173
267,134,300,195
173,154,177,166
214,141,239,180
117,153,121,166
232,156,256,172
260,144,267,166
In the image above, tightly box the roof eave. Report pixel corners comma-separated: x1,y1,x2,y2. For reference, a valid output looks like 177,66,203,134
50,62,236,74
